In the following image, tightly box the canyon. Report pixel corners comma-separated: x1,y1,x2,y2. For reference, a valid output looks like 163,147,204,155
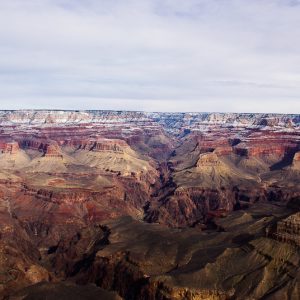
0,110,300,299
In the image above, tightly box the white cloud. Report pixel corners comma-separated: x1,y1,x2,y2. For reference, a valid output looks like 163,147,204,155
0,0,299,113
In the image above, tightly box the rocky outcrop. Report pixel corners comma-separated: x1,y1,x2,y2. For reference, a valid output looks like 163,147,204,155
294,152,300,161
274,213,300,247
197,153,221,167
293,151,300,166
0,141,20,154
44,144,63,158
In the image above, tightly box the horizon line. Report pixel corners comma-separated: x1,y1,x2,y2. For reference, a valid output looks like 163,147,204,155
0,108,299,116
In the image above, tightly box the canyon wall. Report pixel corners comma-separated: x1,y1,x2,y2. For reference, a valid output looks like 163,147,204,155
0,110,300,298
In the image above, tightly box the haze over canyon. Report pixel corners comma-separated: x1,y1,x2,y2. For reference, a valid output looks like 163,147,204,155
0,110,299,299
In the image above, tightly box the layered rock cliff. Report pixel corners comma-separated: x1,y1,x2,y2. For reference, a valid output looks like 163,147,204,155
0,110,299,299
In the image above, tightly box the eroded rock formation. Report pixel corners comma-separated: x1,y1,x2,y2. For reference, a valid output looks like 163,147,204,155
275,213,300,246
0,110,299,299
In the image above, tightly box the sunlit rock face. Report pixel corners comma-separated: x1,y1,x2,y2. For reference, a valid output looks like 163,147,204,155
274,212,300,246
197,153,221,167
0,110,299,299
0,141,20,154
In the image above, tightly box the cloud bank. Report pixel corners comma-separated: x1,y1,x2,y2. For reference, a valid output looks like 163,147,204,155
0,0,300,113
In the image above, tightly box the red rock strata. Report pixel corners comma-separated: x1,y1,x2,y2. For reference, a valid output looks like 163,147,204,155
44,144,63,158
0,110,299,298
0,141,20,154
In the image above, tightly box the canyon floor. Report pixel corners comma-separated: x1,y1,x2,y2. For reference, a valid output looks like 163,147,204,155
0,110,300,300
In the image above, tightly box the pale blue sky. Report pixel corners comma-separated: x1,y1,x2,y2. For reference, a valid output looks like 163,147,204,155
0,0,300,113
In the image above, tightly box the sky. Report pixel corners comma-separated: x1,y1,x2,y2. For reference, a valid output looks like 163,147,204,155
0,0,300,113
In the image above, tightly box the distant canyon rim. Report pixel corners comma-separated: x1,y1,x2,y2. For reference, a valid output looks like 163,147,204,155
0,110,300,300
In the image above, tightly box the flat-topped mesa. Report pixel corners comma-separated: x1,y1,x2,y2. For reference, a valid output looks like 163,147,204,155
274,213,300,247
0,141,20,154
43,144,63,158
89,139,128,153
196,153,221,167
73,139,129,153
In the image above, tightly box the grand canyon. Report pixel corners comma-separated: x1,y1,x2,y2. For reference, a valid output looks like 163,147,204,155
0,110,300,300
